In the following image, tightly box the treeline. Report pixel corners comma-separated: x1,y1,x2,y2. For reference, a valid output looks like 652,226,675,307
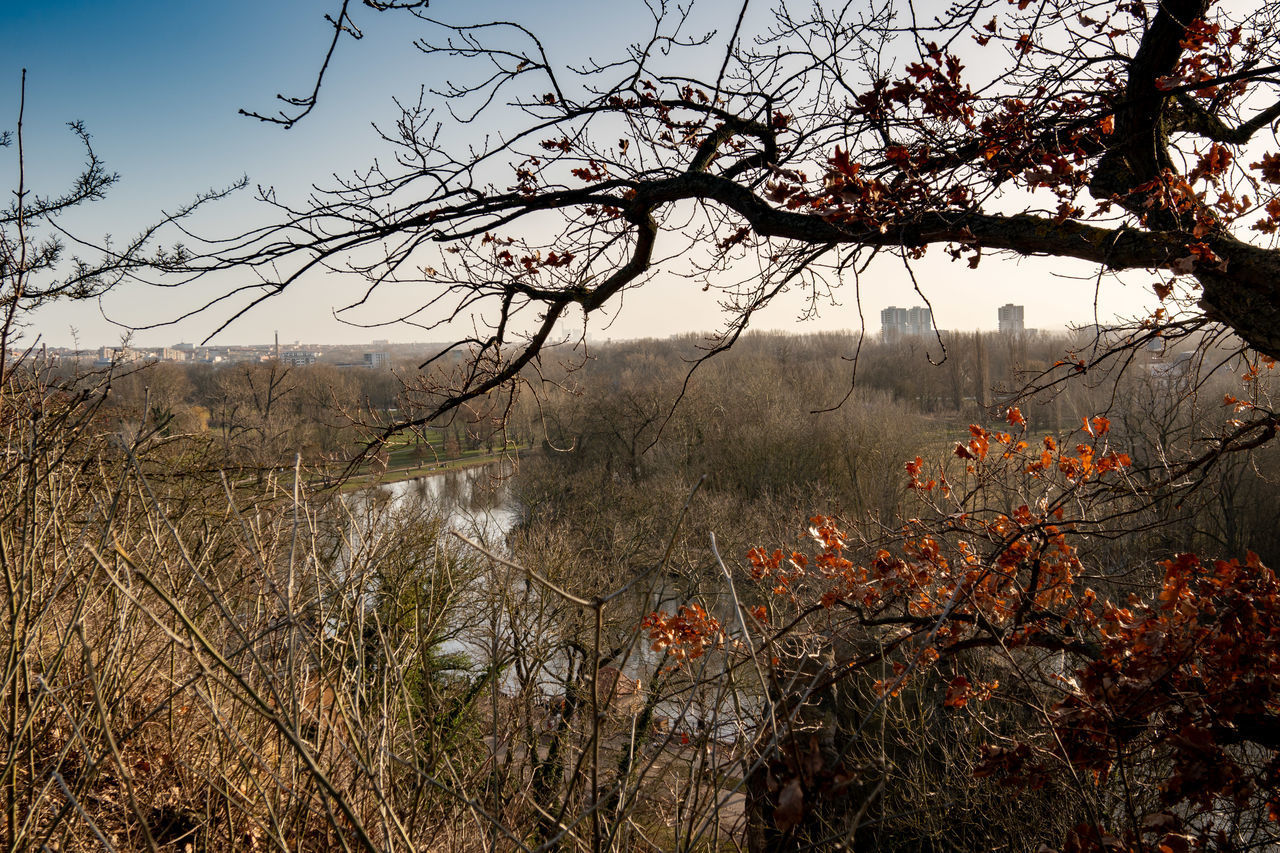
70,328,1119,480
69,356,534,473
65,327,1280,567
517,328,1280,584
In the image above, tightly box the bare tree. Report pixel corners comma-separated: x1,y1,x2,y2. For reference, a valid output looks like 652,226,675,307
123,0,1280,450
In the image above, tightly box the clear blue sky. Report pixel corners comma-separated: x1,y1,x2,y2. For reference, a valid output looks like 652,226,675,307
3,0,1157,348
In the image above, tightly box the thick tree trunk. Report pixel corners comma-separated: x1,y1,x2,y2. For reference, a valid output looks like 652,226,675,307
1196,240,1280,358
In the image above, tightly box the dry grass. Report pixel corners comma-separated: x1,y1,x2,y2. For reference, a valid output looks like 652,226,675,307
0,366,763,853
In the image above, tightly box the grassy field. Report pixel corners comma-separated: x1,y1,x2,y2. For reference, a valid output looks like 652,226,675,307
339,432,530,491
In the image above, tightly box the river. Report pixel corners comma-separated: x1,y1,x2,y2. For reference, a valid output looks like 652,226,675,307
376,460,521,544
364,461,756,740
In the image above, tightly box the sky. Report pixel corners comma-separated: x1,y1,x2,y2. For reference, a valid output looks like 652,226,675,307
1,0,1161,349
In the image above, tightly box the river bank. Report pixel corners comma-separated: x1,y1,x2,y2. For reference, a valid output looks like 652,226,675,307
337,445,528,493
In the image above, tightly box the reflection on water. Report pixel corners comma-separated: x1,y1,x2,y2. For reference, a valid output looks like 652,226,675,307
376,460,520,545
366,460,754,735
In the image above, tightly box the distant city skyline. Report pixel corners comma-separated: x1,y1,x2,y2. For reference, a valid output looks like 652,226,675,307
20,338,422,370
23,307,1061,353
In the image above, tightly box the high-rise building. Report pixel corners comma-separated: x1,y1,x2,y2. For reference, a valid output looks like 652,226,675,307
881,306,908,340
881,305,933,339
998,303,1025,334
907,306,933,337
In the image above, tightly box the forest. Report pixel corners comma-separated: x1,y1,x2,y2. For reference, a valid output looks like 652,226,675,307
6,0,1280,850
